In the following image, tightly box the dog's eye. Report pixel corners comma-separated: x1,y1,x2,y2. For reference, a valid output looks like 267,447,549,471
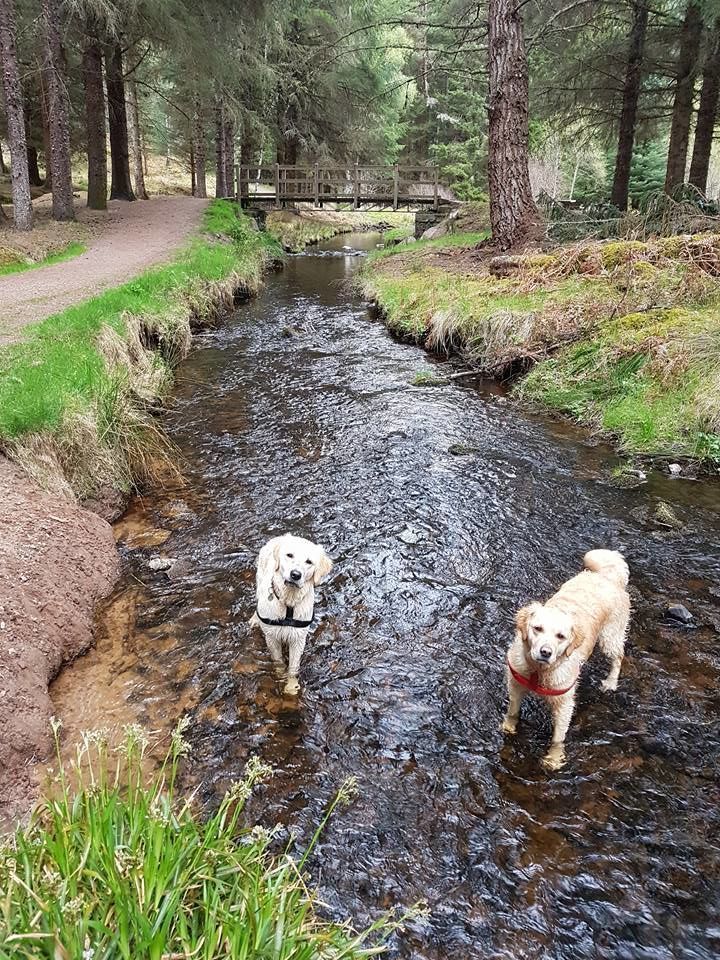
286,553,294,559
534,625,544,633
305,559,312,565
556,632,565,640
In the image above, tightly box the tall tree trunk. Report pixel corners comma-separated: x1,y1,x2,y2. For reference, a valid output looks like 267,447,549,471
105,43,135,201
39,68,52,189
82,31,107,210
611,1,648,210
27,145,43,186
0,140,6,174
665,1,704,193
43,0,75,220
0,0,33,229
223,114,235,198
192,101,207,198
487,0,539,249
689,21,720,193
215,99,227,197
127,77,148,199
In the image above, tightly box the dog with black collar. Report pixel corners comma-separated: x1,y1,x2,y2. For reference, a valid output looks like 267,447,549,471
250,533,333,695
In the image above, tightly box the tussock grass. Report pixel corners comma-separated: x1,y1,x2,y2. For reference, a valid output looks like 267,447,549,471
266,210,412,252
363,229,720,462
0,721,413,959
0,241,86,276
0,200,281,497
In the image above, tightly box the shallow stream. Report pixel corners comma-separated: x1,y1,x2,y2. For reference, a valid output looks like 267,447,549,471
52,232,720,959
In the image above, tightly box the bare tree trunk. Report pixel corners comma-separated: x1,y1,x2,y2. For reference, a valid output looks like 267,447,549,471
39,67,52,190
82,31,106,210
665,1,704,193
42,0,74,220
487,0,539,249
0,140,6,174
105,43,135,201
192,100,207,198
0,0,33,229
223,114,235,198
127,77,148,199
215,99,227,197
689,21,720,193
27,145,43,186
611,1,648,210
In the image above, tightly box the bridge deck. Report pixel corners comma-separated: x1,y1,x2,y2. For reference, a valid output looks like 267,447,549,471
237,164,450,210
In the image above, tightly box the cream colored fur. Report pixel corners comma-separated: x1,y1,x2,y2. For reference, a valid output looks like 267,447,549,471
503,549,630,770
250,533,333,695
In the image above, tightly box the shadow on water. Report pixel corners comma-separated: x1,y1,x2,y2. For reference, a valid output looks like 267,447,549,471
51,231,720,959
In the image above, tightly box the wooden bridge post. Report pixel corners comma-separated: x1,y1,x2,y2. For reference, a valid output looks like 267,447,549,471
393,164,399,210
314,162,319,207
353,161,360,210
274,163,281,207
433,166,439,211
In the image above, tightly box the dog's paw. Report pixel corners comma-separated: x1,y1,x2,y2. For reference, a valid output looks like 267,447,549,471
542,746,567,771
600,677,618,693
283,677,300,696
501,718,518,735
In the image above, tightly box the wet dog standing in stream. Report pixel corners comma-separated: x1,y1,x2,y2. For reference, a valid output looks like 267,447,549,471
251,533,333,695
503,549,631,770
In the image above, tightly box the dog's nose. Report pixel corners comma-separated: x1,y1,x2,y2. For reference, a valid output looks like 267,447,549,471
538,646,552,661
290,569,302,582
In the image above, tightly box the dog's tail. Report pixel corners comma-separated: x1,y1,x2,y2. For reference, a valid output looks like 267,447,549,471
583,549,629,587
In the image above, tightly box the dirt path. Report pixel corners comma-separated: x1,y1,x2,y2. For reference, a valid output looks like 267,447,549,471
0,196,208,344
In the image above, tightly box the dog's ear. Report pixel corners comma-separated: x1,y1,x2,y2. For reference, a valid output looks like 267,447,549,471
313,549,333,586
256,537,282,584
515,603,540,645
564,620,585,657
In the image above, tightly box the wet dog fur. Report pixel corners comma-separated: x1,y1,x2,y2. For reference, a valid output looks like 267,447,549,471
503,549,630,770
250,533,332,695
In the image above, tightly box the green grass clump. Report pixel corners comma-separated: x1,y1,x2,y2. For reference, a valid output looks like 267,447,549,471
0,721,411,959
0,241,86,277
411,369,447,386
0,201,278,441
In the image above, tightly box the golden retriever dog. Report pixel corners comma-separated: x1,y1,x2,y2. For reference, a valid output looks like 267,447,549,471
250,534,333,695
502,549,630,770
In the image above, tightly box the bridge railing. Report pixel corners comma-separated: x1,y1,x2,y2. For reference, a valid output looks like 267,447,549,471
237,164,441,209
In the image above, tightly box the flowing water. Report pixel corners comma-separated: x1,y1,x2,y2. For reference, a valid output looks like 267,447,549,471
52,232,720,959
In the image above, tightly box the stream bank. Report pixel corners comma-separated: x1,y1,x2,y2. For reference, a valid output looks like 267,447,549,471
46,231,720,958
0,202,279,822
362,230,720,469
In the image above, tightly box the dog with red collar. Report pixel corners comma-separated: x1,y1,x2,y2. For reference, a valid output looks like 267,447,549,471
502,549,631,770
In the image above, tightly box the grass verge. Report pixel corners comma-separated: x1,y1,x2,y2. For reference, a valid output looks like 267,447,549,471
0,720,413,959
0,241,86,276
362,230,720,463
0,200,281,498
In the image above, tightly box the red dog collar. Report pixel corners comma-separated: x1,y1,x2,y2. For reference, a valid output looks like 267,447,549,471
507,658,577,696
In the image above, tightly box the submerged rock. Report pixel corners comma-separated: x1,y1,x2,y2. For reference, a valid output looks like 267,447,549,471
664,603,694,625
652,500,683,529
147,556,176,572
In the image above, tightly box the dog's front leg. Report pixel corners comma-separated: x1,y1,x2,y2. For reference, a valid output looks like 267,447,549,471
502,676,525,735
543,693,576,770
264,633,284,668
284,635,307,696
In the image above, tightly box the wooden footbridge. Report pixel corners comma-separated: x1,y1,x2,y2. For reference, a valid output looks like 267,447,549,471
237,164,454,210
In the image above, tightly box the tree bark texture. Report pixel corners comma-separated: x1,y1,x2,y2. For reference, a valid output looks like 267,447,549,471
127,77,148,199
0,0,33,229
611,1,648,209
42,0,75,220
192,100,207,198
487,0,539,249
223,114,235,197
215,99,227,197
689,20,720,193
105,43,135,201
82,32,107,210
665,1,704,193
